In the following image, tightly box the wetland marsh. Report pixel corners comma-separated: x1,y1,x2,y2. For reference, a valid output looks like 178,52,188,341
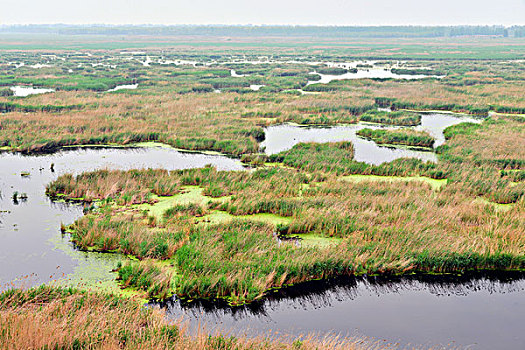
1,30,524,349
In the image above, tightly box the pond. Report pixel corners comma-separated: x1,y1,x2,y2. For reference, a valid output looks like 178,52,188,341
417,112,481,147
307,69,443,85
262,123,438,164
250,84,265,91
106,84,138,92
10,85,55,97
262,113,481,165
231,69,248,77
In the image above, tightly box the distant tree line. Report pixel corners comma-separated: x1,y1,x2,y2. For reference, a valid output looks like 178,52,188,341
1,25,524,38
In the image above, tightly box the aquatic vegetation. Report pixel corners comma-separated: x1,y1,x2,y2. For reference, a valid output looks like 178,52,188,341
314,67,350,75
0,101,81,113
359,110,421,126
170,220,354,304
3,44,525,308
340,174,447,191
117,260,174,300
377,97,491,117
442,122,482,140
270,142,442,178
0,52,523,156
268,142,356,175
356,128,435,148
1,286,373,349
46,116,525,304
46,168,182,204
48,150,525,303
391,68,443,76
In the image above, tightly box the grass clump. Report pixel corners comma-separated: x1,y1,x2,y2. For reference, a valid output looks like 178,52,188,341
268,142,355,175
71,209,187,259
173,220,353,304
443,122,483,140
117,260,174,300
1,286,374,349
391,68,443,76
359,110,421,126
357,128,435,148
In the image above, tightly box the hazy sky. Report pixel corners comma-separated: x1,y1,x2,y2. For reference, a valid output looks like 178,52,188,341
2,0,525,25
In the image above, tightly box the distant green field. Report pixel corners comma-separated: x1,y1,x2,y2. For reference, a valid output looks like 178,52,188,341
1,33,524,59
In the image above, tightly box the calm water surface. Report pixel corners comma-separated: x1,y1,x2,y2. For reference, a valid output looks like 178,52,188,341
262,123,438,164
161,274,525,350
10,85,55,97
262,113,481,165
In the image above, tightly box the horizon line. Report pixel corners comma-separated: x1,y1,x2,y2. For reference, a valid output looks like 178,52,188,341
2,23,524,27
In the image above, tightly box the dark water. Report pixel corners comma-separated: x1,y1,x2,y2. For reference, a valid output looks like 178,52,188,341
0,145,243,290
161,274,525,350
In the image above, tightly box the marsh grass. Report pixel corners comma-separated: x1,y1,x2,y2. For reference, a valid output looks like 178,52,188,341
359,110,421,126
1,55,522,155
268,142,356,175
1,286,383,350
356,128,435,148
48,157,525,303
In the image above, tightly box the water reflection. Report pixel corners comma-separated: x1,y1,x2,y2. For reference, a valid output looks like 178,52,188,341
161,273,525,350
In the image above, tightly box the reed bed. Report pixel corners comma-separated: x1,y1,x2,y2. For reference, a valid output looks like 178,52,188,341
359,111,421,126
356,128,435,148
48,154,525,303
0,286,387,350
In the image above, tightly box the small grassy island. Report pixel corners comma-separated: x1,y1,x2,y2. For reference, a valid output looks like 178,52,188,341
359,110,421,126
356,128,435,148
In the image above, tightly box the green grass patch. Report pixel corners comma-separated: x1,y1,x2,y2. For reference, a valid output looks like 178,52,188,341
340,174,447,191
359,110,421,126
356,128,435,148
